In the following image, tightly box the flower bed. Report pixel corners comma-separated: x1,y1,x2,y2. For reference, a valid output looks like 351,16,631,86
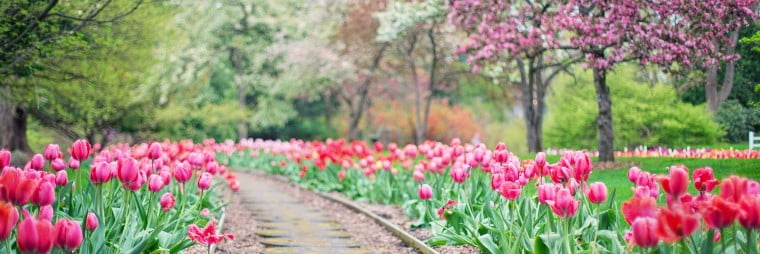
0,139,237,253
223,138,760,253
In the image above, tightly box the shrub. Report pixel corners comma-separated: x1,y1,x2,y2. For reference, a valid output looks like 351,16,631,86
715,100,760,143
545,65,723,149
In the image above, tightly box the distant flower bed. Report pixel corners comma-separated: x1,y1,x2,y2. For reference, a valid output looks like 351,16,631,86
544,146,760,159
0,139,237,253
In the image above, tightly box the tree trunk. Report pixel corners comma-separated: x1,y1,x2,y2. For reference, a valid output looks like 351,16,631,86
593,68,614,162
705,29,740,113
0,86,32,152
421,27,438,145
348,45,387,141
519,59,544,153
229,47,248,140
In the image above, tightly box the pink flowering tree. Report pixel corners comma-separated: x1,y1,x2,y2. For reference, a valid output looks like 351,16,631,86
448,0,581,153
450,0,757,161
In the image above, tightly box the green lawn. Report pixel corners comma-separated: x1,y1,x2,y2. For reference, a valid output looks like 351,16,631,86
519,154,760,203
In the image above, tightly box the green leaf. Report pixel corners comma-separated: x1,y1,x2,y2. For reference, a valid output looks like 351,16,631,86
477,234,499,254
534,235,551,254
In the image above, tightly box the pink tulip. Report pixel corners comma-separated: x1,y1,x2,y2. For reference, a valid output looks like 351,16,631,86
198,172,212,190
200,208,211,217
205,161,219,174
159,192,176,212
148,174,164,192
148,142,162,160
70,140,92,161
0,149,10,168
127,171,146,191
450,165,468,183
89,162,112,184
53,218,83,252
550,188,579,218
587,182,608,204
418,184,433,200
67,157,80,169
173,162,192,183
117,158,139,184
538,183,559,204
30,154,44,171
628,167,642,183
413,170,425,182
31,181,55,207
85,213,98,231
631,217,659,247
535,152,546,175
51,158,66,171
659,165,689,199
499,181,521,200
43,144,62,161
17,209,54,253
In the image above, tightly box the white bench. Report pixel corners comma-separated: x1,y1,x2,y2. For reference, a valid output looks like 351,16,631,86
751,132,760,150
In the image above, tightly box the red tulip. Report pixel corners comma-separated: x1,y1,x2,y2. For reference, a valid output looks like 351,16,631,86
117,158,138,184
631,217,659,248
159,192,176,212
702,196,739,229
67,157,79,170
17,209,54,253
70,140,92,161
738,196,760,229
587,182,608,204
621,197,658,225
43,144,62,161
534,152,546,176
659,165,689,199
656,206,699,243
418,184,433,200
31,181,55,206
538,183,559,204
148,174,164,192
693,167,718,193
198,172,212,190
206,161,220,174
53,218,83,252
29,154,44,171
572,152,591,182
0,149,10,168
51,158,66,171
147,142,162,160
85,212,98,231
498,181,521,200
373,141,384,152
228,180,240,192
720,175,749,203
550,188,578,218
0,201,18,241
337,171,346,182
2,170,39,205
126,171,146,191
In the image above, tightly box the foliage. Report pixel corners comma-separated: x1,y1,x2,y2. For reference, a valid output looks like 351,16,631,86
545,66,723,149
368,99,480,145
715,100,760,143
154,102,250,142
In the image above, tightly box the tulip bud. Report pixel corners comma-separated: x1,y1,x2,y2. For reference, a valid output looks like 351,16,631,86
53,218,83,252
148,174,164,192
147,142,162,160
32,181,55,207
197,172,212,190
159,192,176,212
587,182,608,204
67,157,80,170
0,149,10,168
30,154,44,171
85,212,98,231
70,140,92,161
173,162,192,183
418,184,433,200
89,162,112,184
631,217,658,247
39,205,53,221
44,144,62,161
116,158,138,184
51,158,66,171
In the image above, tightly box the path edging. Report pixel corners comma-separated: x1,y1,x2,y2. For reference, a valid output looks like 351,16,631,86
250,170,440,254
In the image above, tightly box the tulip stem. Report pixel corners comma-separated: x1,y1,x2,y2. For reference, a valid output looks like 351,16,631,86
4,239,11,254
747,229,758,254
720,228,726,254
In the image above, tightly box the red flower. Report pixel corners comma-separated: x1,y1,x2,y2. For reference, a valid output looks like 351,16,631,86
549,188,578,218
693,167,718,193
738,196,760,229
587,182,608,204
498,181,521,200
70,139,92,161
702,196,739,229
0,150,10,168
720,175,749,203
53,218,83,252
418,184,433,200
621,197,658,225
0,201,18,241
187,220,234,245
17,209,54,253
656,206,699,243
658,165,689,199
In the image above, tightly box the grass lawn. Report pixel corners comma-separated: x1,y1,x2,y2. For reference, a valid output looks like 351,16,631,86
519,154,760,203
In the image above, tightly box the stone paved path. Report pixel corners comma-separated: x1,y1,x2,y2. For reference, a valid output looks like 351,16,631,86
237,175,370,254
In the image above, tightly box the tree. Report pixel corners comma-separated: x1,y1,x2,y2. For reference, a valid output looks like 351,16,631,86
1,0,145,151
448,0,578,153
